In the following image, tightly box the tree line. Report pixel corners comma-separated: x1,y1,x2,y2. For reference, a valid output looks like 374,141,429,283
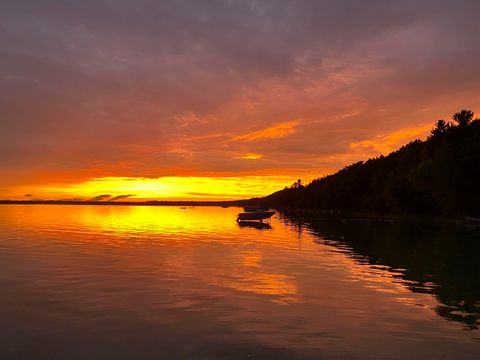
261,110,480,217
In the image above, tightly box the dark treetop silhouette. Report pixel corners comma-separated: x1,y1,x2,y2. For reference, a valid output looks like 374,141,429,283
259,110,480,217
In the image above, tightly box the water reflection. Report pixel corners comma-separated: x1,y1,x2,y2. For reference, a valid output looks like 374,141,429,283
284,216,480,330
1,205,480,359
237,221,272,230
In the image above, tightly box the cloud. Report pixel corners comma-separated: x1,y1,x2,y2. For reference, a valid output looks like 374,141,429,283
234,153,263,160
90,194,111,201
233,120,301,142
349,123,432,155
108,194,134,201
1,1,480,198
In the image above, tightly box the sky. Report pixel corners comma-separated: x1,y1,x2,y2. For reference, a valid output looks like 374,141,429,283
1,0,480,200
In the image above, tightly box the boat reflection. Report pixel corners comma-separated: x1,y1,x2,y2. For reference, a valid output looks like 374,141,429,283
237,221,272,230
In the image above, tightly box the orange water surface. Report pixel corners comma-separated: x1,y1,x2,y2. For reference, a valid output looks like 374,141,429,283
0,205,479,359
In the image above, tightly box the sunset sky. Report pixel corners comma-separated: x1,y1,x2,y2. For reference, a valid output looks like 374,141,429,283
1,0,480,200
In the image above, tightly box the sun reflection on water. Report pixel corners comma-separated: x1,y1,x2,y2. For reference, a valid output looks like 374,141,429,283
1,204,479,359
2,205,300,302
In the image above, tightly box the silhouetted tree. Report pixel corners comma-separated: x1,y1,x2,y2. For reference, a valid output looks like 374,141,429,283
262,109,480,216
430,119,449,137
452,109,474,127
291,179,303,189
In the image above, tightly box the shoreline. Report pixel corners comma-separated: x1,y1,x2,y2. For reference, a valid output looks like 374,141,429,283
0,199,246,207
275,208,471,224
1,200,476,224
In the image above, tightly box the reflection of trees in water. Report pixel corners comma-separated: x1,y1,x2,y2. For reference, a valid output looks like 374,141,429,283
287,217,480,330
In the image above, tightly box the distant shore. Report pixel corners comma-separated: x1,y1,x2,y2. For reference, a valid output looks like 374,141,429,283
2,200,475,224
277,208,473,223
0,199,248,207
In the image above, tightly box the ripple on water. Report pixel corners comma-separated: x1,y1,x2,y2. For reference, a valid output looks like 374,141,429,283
0,205,480,359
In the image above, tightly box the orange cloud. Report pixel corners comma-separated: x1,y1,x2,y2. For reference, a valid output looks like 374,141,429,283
234,152,263,160
349,123,432,155
233,120,301,142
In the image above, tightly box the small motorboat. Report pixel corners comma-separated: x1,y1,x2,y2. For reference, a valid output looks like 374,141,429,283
237,209,275,222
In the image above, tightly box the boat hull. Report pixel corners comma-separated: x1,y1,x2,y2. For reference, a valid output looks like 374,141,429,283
237,210,275,221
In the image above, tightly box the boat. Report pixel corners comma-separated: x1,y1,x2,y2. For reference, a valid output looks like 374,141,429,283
236,209,275,222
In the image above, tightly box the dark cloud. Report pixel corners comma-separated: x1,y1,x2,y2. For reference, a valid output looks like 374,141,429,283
90,194,111,201
108,194,134,201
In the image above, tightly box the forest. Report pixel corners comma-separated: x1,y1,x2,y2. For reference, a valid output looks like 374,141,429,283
260,110,480,217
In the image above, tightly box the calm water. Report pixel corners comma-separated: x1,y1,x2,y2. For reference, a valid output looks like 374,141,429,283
1,205,480,359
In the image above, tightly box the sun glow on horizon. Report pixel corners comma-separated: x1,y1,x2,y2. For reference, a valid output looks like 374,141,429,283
22,176,302,201
2,123,437,202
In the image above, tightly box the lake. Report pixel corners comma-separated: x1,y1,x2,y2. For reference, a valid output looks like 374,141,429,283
1,204,479,359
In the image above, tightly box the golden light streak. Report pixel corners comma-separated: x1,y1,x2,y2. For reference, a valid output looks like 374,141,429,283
234,152,263,160
349,123,432,154
233,119,301,142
